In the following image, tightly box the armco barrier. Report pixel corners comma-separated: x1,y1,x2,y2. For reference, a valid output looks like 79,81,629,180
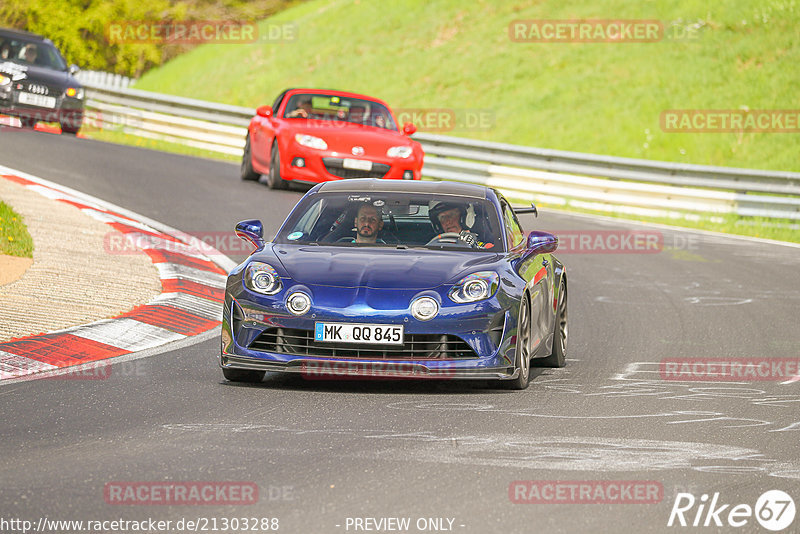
80,82,800,220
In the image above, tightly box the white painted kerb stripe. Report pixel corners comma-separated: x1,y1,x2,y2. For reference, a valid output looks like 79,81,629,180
0,351,58,379
155,263,227,288
70,318,185,352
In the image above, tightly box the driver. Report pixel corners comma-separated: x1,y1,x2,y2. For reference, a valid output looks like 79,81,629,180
429,201,492,248
286,97,314,118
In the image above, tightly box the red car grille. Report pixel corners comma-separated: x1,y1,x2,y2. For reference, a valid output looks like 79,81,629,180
249,328,477,360
322,158,391,179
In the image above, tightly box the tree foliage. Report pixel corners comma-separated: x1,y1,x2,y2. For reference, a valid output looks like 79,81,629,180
0,0,297,77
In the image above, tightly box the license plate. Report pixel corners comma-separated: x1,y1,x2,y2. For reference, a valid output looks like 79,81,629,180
18,92,56,109
342,158,372,171
315,322,404,345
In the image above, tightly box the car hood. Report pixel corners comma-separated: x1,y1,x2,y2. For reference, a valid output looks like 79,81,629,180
290,122,415,153
0,63,75,88
267,245,500,289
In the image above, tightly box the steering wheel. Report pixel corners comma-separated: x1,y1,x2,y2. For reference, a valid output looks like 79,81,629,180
336,237,355,243
425,232,463,246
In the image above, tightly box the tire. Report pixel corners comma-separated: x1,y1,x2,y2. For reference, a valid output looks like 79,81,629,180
502,295,532,390
222,367,265,383
240,134,260,181
60,114,82,135
536,279,567,368
20,117,37,129
266,141,287,190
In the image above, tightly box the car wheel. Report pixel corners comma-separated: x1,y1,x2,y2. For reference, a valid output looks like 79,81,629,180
222,367,265,383
267,141,287,190
60,114,82,135
20,117,37,129
240,134,260,181
536,279,567,368
503,294,532,390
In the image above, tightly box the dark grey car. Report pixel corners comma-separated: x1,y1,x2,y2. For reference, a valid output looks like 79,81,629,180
0,27,84,134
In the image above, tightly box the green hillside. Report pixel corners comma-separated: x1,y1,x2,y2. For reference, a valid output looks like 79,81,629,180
133,0,799,172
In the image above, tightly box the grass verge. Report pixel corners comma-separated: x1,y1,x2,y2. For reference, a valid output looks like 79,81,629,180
81,129,240,163
132,0,800,172
0,201,34,257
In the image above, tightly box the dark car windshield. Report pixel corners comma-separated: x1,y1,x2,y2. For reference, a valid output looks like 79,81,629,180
0,37,66,71
275,192,504,252
282,93,398,130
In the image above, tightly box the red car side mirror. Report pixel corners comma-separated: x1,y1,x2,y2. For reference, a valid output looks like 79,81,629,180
256,105,273,118
402,122,417,135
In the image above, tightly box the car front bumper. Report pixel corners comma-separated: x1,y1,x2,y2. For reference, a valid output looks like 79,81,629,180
220,287,520,381
0,89,84,125
280,146,421,183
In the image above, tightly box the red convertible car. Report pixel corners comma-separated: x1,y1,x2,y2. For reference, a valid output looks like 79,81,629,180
241,88,424,188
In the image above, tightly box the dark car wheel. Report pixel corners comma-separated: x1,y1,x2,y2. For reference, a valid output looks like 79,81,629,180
60,114,82,135
503,295,532,390
240,134,260,181
266,141,287,190
536,279,568,368
20,117,37,129
222,367,265,383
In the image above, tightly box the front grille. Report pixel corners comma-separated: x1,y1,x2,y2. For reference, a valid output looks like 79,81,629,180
322,157,390,179
24,83,53,96
249,328,477,360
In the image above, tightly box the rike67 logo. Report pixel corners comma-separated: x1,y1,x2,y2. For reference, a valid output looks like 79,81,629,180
668,490,795,531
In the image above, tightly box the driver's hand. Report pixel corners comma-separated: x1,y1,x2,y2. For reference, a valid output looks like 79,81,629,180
458,230,478,247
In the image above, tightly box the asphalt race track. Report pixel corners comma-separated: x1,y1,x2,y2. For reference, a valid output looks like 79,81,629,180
2,130,800,533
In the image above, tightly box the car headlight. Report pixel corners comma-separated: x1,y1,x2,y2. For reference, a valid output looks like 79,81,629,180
386,145,413,158
448,271,500,303
245,262,282,295
0,75,10,87
410,296,439,321
295,134,327,150
65,87,84,99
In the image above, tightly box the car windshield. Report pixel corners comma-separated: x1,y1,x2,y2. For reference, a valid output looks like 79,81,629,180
0,37,66,71
276,192,504,251
282,93,398,130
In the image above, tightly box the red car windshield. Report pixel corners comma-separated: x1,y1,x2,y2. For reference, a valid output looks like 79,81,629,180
283,93,397,130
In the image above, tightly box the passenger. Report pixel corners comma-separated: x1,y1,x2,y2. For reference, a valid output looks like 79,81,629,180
353,203,384,244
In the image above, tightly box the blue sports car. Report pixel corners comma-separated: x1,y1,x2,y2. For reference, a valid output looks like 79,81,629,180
219,179,567,389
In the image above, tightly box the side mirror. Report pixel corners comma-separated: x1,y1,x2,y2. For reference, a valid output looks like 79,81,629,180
402,122,416,135
256,105,273,118
526,231,558,254
68,64,80,76
235,219,265,251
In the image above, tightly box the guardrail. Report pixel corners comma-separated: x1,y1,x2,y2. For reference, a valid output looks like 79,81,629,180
75,70,135,90
81,83,800,221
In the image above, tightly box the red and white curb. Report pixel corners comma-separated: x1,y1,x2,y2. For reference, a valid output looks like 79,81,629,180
0,167,236,381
